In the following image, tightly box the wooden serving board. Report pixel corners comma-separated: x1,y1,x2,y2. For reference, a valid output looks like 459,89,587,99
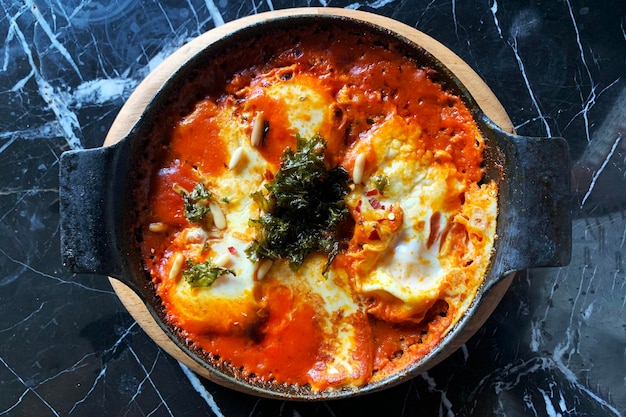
103,8,514,381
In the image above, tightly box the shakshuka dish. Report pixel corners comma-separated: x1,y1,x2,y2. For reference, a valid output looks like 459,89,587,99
136,24,498,391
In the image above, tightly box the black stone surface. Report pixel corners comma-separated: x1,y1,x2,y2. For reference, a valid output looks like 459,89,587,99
1,1,625,416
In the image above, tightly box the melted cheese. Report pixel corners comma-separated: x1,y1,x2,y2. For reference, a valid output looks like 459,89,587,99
138,27,498,392
342,115,497,323
265,76,331,139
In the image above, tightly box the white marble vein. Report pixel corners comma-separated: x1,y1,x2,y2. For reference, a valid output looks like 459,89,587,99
564,0,597,144
508,33,552,136
580,133,622,208
0,246,115,293
527,214,626,416
0,302,45,332
488,1,552,135
68,322,140,414
67,362,107,414
421,372,455,417
0,356,61,417
179,362,226,417
126,348,175,417
205,0,225,26
3,3,83,150
26,0,83,79
490,0,503,39
451,0,458,40
345,0,397,10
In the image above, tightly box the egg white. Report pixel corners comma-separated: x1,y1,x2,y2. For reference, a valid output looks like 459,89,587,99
159,71,497,387
345,115,496,322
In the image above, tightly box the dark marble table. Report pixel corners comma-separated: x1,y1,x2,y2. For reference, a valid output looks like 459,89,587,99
1,1,625,416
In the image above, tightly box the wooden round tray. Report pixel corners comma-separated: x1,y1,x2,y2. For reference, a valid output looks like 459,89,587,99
103,8,514,381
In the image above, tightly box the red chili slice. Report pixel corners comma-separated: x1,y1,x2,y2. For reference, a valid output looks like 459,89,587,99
368,197,382,210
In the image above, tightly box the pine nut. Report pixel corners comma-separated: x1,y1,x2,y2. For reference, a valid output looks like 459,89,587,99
172,184,188,195
214,252,232,268
250,112,264,147
184,227,207,244
209,201,227,229
255,259,273,280
434,149,452,162
169,253,185,281
148,222,168,232
228,146,244,170
353,154,366,184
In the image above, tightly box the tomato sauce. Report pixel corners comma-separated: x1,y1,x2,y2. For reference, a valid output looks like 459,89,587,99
241,84,298,166
149,159,198,226
192,284,324,386
171,100,228,176
138,25,492,391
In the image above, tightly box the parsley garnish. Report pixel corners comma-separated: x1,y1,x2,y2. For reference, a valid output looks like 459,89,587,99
183,260,235,287
182,183,212,223
371,174,389,194
245,134,350,272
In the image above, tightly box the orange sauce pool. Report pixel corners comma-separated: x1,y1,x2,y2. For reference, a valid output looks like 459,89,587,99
137,24,492,390
193,285,324,386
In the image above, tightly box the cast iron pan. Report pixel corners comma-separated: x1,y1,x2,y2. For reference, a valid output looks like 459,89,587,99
58,9,571,400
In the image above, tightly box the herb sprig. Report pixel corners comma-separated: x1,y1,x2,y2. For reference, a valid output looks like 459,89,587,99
245,134,350,272
183,259,235,287
182,183,212,223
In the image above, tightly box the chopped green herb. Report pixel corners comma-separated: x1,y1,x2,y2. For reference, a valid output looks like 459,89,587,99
250,190,274,213
245,134,350,272
183,259,235,288
182,183,212,223
371,174,389,194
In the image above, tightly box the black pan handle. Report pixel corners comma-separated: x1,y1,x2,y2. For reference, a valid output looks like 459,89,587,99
484,121,572,278
59,139,138,291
